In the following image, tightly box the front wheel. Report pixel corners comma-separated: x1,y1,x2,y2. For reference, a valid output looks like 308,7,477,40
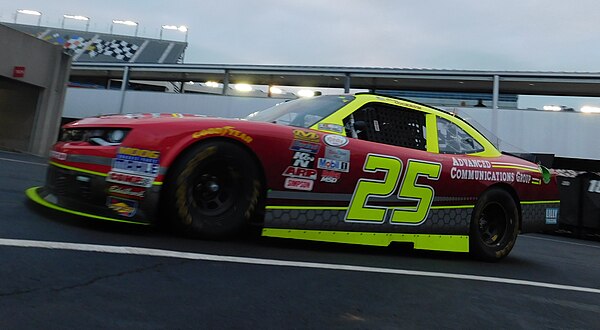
163,140,262,238
469,188,519,261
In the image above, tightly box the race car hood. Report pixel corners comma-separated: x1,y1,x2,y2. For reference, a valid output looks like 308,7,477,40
65,113,235,128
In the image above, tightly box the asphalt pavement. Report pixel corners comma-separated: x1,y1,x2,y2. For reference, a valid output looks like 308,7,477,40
0,150,599,329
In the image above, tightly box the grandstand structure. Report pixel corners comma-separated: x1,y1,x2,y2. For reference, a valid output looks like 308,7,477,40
4,22,186,64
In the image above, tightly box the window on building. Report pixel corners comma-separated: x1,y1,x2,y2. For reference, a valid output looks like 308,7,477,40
437,117,483,154
345,104,427,150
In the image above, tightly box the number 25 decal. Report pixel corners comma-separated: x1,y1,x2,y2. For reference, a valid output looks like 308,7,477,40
345,154,442,224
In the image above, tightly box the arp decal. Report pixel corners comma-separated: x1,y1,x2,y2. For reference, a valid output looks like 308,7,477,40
293,130,320,143
282,166,318,180
317,158,349,172
345,154,441,225
192,126,253,143
325,147,350,162
284,177,314,191
320,170,341,183
323,134,349,147
292,152,315,168
107,196,138,217
106,171,154,188
289,139,320,154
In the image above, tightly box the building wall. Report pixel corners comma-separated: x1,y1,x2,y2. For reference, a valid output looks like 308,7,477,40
0,23,71,155
62,88,600,160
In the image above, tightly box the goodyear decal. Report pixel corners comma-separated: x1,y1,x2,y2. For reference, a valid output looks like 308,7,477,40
293,129,320,143
192,126,253,143
107,196,138,217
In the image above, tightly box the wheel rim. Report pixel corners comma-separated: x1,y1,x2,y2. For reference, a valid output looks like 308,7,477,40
477,202,509,246
190,160,239,217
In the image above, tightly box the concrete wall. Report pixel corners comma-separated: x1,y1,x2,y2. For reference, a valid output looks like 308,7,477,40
0,23,71,155
448,107,600,159
63,88,282,118
62,88,600,160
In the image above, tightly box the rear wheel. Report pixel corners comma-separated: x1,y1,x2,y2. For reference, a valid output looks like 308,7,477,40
164,140,262,238
469,188,519,261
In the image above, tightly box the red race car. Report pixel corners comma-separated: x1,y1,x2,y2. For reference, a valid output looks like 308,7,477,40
27,93,560,260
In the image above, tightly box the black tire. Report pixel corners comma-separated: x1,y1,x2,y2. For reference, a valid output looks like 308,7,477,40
163,140,262,238
469,188,519,261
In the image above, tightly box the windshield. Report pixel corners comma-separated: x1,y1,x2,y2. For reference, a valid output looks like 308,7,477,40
246,95,355,128
450,109,527,153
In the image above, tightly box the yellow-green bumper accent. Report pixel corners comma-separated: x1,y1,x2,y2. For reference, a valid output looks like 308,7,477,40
262,228,469,252
26,187,149,226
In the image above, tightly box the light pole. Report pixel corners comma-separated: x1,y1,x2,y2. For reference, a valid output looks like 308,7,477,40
110,20,139,36
15,9,42,26
62,14,90,31
160,25,188,42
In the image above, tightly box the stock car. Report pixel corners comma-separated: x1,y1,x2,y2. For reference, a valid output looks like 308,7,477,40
27,93,560,260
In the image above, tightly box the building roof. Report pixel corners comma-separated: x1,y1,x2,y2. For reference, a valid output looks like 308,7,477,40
70,62,600,97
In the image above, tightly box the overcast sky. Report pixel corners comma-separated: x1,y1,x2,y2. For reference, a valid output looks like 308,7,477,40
2,0,600,71
2,0,600,108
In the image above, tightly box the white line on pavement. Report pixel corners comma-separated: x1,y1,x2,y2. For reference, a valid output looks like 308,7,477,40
522,235,600,249
0,238,599,295
0,157,47,166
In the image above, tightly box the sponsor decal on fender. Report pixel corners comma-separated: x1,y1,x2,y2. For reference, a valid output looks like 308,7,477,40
292,151,315,168
318,123,343,133
450,168,515,183
452,157,491,168
118,147,160,160
284,177,314,191
320,170,341,183
192,126,253,143
545,208,558,225
107,184,146,199
323,134,348,147
50,150,67,161
282,166,318,180
107,171,154,188
113,147,160,177
107,196,138,217
293,129,320,143
589,180,600,193
325,147,350,162
289,139,320,154
317,158,349,172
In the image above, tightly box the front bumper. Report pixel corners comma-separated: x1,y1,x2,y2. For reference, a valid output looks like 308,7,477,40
27,163,161,225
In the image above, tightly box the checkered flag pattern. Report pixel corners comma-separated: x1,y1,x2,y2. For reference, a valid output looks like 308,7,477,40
86,39,140,61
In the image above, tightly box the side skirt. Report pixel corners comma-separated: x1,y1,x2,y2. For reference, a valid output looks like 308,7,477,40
262,228,469,252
